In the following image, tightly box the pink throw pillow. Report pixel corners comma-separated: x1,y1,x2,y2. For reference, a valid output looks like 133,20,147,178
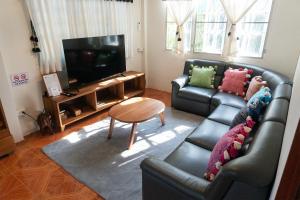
245,76,267,101
204,117,255,181
218,68,253,97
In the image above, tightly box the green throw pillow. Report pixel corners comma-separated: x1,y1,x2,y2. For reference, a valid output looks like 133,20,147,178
189,66,216,89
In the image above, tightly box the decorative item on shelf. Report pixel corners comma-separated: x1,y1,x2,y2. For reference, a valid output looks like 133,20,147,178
29,20,40,53
43,73,63,97
37,110,55,134
65,104,82,117
59,110,69,121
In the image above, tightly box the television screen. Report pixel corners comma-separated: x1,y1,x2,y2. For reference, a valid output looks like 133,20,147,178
62,35,126,87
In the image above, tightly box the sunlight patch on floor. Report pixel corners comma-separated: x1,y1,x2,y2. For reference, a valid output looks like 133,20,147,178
82,120,109,132
63,131,81,143
121,139,151,158
118,154,146,167
174,125,193,134
148,130,176,145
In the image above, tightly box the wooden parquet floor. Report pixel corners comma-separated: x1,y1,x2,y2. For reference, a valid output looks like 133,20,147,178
0,88,171,200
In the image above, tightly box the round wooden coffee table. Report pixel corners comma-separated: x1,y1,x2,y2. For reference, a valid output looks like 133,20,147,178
107,97,165,149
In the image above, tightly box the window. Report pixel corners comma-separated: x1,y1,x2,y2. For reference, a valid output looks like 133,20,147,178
194,0,227,54
165,0,272,57
236,0,273,57
166,4,193,52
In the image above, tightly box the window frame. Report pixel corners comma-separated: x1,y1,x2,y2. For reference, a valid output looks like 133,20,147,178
164,0,274,58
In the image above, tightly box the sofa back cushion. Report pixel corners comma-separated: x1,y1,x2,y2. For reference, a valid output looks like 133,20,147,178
262,70,291,91
226,63,265,77
272,83,292,100
262,98,289,124
184,59,226,88
219,121,285,187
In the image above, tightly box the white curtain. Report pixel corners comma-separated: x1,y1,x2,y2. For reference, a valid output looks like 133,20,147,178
220,0,258,57
25,0,135,74
166,0,197,54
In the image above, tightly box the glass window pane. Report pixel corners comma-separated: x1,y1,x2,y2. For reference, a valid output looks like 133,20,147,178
241,0,273,22
196,0,227,22
237,0,272,57
183,20,192,51
194,22,226,54
167,10,175,22
194,23,205,51
237,23,268,57
166,22,177,50
194,0,227,54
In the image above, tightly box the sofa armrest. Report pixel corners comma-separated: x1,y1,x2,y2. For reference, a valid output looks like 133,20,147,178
171,75,189,91
141,157,209,200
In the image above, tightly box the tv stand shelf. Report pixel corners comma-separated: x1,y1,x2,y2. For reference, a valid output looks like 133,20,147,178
43,71,145,132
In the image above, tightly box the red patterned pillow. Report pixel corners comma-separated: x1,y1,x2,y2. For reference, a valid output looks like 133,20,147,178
204,117,255,181
218,68,253,97
245,76,267,101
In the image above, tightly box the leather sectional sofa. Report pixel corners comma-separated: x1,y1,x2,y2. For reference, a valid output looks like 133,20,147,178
140,59,292,200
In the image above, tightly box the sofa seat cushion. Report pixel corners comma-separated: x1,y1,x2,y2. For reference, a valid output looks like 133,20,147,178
178,86,217,103
165,142,211,178
186,119,230,151
211,92,246,109
208,105,241,126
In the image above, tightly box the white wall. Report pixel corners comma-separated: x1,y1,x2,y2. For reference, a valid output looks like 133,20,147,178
0,53,23,142
0,0,43,136
269,55,300,199
145,0,300,92
0,0,144,138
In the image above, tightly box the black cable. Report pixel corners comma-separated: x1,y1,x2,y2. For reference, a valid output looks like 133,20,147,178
21,111,37,122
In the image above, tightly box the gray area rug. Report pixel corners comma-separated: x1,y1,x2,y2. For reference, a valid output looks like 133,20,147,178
43,107,203,200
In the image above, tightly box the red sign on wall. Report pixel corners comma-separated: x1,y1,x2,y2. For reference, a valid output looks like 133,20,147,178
10,72,29,87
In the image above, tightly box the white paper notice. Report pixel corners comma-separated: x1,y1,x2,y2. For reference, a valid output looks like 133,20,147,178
43,73,62,97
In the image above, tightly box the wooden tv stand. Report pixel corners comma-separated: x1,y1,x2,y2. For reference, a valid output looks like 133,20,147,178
43,71,146,132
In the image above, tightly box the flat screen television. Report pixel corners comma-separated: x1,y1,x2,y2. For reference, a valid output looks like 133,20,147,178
62,35,126,87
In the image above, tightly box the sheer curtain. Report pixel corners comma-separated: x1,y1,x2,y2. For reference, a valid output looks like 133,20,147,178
25,0,135,74
220,0,258,57
166,0,197,54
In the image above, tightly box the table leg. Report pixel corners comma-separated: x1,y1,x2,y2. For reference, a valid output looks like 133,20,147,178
128,123,137,149
108,118,115,139
159,111,165,126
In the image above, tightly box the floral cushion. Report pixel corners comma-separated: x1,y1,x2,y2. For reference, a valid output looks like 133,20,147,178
245,76,267,101
247,87,272,120
218,68,253,97
204,117,255,181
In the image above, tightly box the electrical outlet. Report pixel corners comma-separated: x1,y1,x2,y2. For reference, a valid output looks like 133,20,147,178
17,109,26,117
